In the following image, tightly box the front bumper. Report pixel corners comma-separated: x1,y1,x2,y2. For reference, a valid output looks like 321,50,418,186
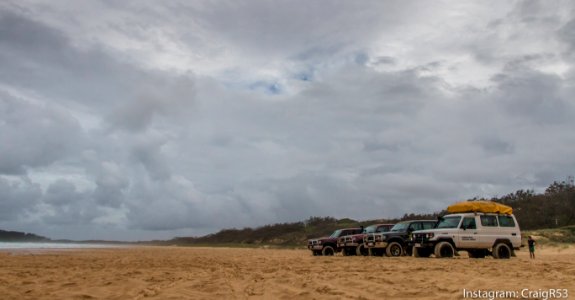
407,239,435,249
364,241,388,248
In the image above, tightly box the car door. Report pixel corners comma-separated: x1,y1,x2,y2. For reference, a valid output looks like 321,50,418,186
458,217,479,248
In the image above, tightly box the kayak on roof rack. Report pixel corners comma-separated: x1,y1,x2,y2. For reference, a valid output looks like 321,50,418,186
447,200,513,215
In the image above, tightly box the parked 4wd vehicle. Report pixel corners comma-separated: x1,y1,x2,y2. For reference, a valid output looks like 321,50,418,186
364,220,437,256
307,228,363,256
410,212,521,259
337,224,394,256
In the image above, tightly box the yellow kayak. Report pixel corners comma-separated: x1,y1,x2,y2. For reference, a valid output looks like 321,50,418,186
447,200,513,214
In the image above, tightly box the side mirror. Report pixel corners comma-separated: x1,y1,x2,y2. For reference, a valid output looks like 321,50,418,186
461,225,467,230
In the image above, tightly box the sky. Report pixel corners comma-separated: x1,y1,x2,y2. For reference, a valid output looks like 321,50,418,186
1,0,574,241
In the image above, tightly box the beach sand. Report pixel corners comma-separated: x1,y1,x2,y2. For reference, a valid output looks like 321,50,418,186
0,245,573,299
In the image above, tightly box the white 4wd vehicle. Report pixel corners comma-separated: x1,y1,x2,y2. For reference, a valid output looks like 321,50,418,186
411,212,521,259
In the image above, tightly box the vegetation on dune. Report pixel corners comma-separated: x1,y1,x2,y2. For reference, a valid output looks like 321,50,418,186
524,225,575,245
0,229,49,242
170,179,575,247
494,179,575,230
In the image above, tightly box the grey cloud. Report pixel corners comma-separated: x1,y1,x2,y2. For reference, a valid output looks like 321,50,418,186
41,179,104,226
0,90,82,175
44,179,80,206
558,18,575,51
0,9,135,109
0,176,41,221
492,70,570,123
106,76,196,132
130,139,171,181
94,161,129,208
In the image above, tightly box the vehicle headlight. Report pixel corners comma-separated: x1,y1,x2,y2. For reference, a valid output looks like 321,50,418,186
381,235,387,241
318,240,322,244
426,233,434,239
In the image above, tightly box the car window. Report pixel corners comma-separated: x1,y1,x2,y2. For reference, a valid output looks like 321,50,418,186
480,215,498,227
390,222,408,232
498,215,515,227
437,216,461,228
351,229,362,234
422,222,435,230
409,223,422,231
461,217,476,229
376,226,388,232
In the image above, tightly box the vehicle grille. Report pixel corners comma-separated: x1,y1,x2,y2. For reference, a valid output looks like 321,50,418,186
365,234,382,243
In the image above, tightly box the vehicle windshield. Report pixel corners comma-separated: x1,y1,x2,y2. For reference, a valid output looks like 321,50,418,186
390,222,408,232
436,216,462,229
330,230,342,238
364,225,378,233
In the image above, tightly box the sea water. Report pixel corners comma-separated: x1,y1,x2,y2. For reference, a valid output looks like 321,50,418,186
0,242,126,250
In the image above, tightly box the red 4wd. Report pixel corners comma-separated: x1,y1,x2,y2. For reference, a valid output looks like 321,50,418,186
307,228,362,256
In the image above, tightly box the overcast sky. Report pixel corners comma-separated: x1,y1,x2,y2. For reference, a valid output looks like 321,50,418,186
1,0,574,241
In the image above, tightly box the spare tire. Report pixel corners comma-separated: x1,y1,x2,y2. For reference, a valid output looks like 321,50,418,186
434,241,455,258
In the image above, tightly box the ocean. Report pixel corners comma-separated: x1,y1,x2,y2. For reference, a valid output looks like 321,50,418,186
0,242,127,250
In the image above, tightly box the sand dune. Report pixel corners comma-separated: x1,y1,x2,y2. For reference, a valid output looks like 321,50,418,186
0,245,573,299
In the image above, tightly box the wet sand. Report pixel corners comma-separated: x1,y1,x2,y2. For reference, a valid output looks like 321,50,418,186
0,245,573,299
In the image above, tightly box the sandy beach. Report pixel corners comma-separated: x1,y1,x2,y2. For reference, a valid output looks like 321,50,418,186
0,245,573,300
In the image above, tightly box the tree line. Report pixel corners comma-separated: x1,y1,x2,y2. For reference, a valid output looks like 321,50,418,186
170,179,575,246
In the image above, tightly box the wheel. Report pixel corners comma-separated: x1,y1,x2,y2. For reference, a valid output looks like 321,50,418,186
468,249,486,258
386,242,403,257
413,247,432,258
322,245,335,256
492,243,511,259
356,244,369,256
434,241,455,258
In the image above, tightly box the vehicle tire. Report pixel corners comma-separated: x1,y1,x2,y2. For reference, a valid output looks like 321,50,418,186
468,249,486,258
322,245,335,256
492,243,511,259
413,247,432,258
386,242,404,257
434,241,455,258
356,244,369,256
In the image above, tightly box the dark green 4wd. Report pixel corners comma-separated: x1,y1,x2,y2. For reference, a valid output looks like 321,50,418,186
363,220,436,256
